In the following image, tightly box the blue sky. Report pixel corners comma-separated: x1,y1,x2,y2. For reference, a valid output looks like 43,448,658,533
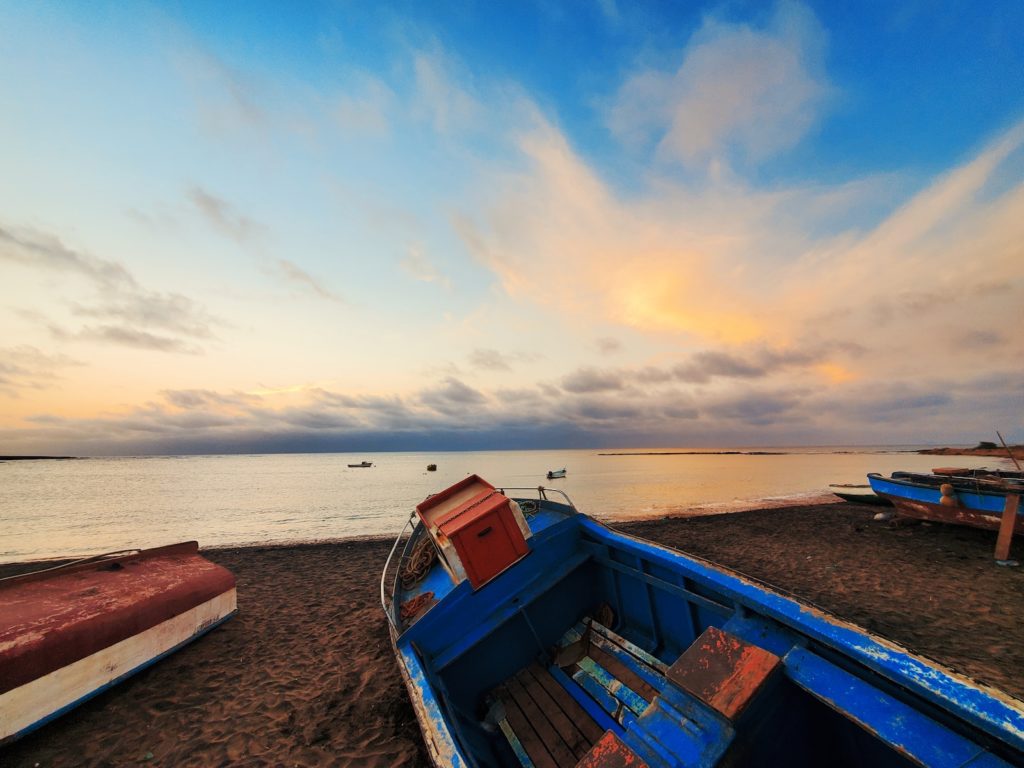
1,1,1022,454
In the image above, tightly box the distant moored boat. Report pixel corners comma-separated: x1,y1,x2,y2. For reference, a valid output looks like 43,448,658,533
546,468,566,479
348,461,373,468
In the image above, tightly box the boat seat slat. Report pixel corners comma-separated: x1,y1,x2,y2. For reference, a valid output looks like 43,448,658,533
498,717,535,768
499,687,560,768
505,676,580,767
587,632,664,694
516,665,593,759
587,644,659,703
528,663,607,745
575,657,649,718
586,619,670,675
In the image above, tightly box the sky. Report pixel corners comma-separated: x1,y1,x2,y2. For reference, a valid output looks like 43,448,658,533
1,0,1022,455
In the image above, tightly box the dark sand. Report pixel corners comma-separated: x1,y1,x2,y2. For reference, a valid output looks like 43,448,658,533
3,502,1023,767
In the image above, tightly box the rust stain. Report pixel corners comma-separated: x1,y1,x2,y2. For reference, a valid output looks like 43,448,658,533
667,626,781,720
575,730,649,768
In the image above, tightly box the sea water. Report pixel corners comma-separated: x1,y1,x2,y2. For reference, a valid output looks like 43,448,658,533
0,448,1010,563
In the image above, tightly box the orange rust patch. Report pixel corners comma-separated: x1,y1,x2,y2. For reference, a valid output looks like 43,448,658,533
575,731,649,768
666,626,781,720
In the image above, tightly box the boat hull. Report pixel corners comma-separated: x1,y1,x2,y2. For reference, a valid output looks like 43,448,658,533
0,542,237,744
868,474,1023,533
385,493,1024,766
828,484,892,506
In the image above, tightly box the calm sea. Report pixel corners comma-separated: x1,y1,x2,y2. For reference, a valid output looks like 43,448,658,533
0,448,1011,564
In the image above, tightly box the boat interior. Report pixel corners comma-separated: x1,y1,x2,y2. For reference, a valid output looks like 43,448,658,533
385,494,1020,768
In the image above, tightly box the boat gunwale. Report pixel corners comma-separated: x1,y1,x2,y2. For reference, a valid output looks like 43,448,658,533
868,472,1020,501
385,489,1024,765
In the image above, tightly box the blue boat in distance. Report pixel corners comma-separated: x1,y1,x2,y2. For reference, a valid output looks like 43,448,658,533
868,472,1024,534
382,477,1024,767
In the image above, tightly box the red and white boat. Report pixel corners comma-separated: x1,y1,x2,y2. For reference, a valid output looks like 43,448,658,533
0,541,237,744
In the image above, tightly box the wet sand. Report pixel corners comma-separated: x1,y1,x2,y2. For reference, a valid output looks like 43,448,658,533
3,502,1023,767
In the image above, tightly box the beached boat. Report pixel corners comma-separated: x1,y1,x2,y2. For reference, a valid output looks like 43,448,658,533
381,476,1024,767
348,461,373,468
546,469,566,480
827,482,892,506
868,472,1024,533
0,542,236,745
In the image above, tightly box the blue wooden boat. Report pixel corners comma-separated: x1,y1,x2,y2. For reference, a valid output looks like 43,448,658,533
382,478,1024,767
868,472,1024,534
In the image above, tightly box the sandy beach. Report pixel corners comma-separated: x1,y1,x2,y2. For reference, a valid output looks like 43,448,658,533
3,501,1023,767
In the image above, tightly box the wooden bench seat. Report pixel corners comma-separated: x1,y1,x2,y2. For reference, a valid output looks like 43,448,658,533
489,619,665,767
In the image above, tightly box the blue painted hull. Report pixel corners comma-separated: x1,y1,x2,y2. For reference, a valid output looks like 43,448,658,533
868,473,1023,533
384,494,1024,767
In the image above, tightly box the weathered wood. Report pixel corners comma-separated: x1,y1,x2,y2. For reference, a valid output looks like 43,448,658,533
506,675,579,766
995,494,1020,562
588,644,659,703
500,686,558,768
516,667,592,759
667,626,781,721
528,663,606,744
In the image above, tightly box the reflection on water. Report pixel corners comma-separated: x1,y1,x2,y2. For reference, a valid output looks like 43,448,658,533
0,448,1010,563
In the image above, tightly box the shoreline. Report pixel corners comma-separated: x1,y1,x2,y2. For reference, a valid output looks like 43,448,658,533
0,494,845,568
2,500,1022,767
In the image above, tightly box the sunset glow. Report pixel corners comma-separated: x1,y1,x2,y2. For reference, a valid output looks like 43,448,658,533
1,1,1022,454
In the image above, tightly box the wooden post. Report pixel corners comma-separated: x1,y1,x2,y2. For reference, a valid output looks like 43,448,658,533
994,494,1019,563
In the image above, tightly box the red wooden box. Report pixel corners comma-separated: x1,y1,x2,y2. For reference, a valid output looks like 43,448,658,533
416,475,529,589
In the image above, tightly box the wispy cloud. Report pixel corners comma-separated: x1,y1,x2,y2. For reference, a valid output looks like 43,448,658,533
276,259,344,303
412,51,482,134
0,346,82,396
188,186,262,242
400,244,451,289
1,223,220,353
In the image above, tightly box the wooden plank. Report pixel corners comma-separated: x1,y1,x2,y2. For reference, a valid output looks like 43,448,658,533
587,619,670,675
588,644,659,703
516,668,592,759
506,676,578,766
588,633,663,693
498,717,535,768
530,663,606,744
500,687,559,768
576,657,649,717
995,494,1019,561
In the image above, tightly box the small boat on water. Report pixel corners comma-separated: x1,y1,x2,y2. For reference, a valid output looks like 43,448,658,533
0,542,236,745
868,471,1024,533
546,468,566,479
348,461,373,468
427,464,438,472
382,476,1024,767
827,482,892,506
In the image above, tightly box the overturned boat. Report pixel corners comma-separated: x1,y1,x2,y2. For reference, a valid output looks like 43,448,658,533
0,542,236,745
382,475,1024,767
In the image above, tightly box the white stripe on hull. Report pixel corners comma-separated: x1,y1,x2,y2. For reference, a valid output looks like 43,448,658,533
0,588,236,743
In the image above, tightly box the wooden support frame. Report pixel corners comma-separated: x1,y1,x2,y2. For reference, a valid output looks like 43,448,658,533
994,494,1020,563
